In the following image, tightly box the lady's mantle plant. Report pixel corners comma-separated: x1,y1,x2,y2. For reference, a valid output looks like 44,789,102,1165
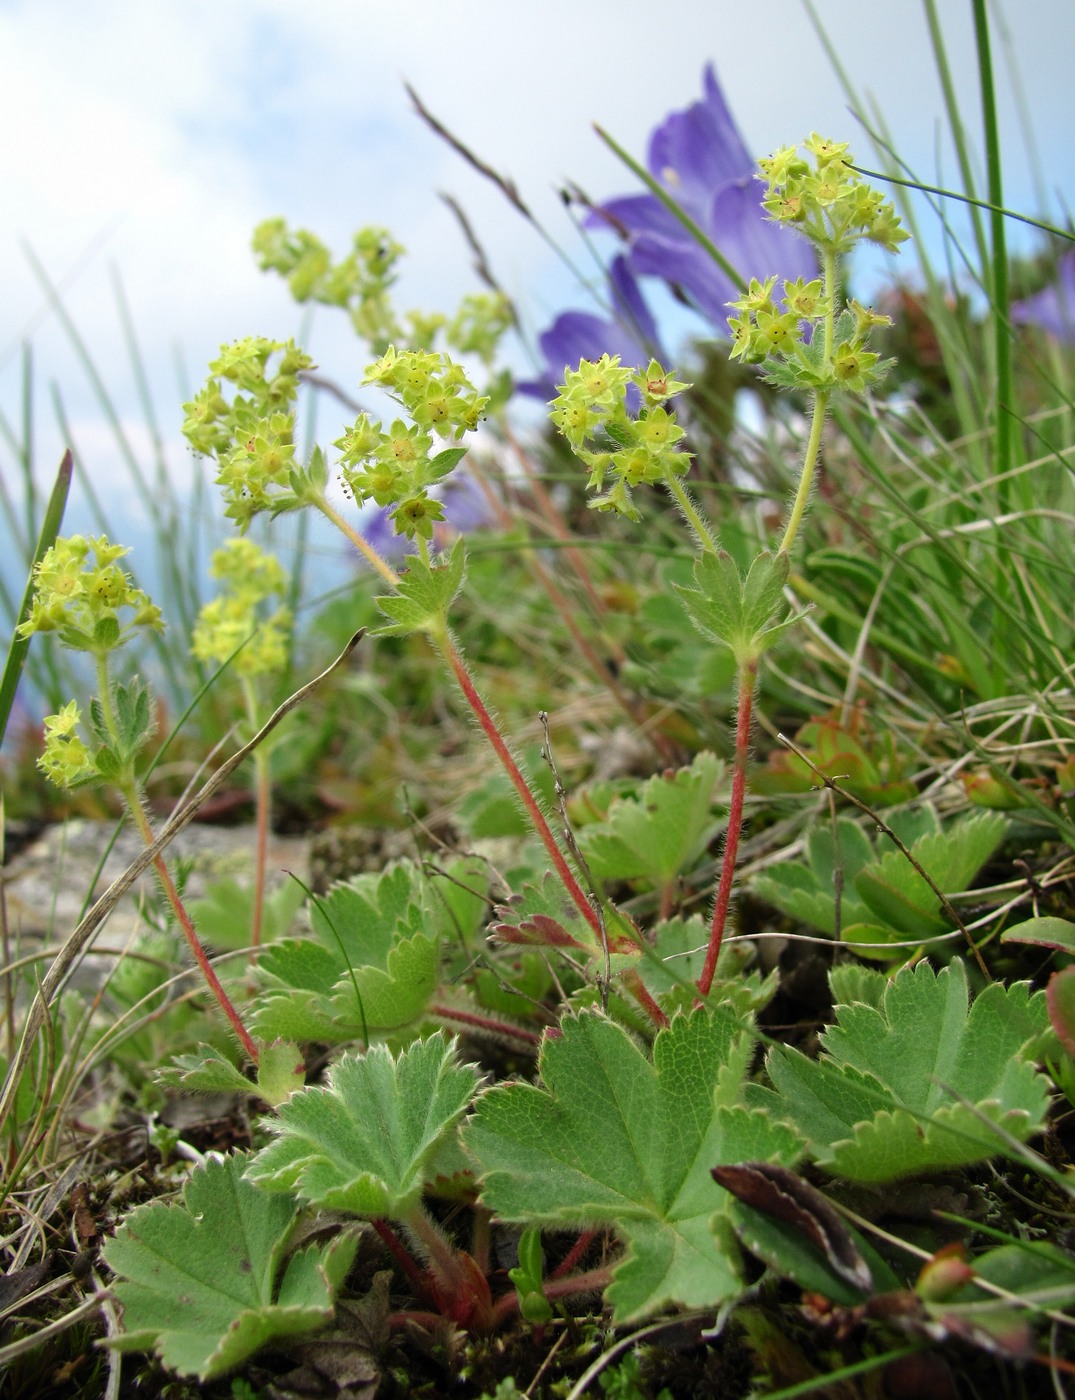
551,133,909,994
92,129,1058,1386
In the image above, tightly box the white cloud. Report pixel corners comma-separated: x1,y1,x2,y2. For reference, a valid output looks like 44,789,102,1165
0,0,1070,541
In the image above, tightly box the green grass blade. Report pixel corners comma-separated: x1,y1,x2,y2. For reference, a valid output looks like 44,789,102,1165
592,123,747,295
972,0,1015,501
0,450,72,748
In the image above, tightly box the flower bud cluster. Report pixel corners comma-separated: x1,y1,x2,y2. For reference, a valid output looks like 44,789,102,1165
549,356,692,520
334,347,489,542
182,338,313,529
191,538,292,678
758,134,909,255
252,217,512,367
18,534,163,650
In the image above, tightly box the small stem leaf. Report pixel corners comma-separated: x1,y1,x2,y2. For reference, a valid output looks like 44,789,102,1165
372,537,465,638
245,1033,480,1218
673,549,801,663
102,1153,356,1380
465,1007,802,1323
760,961,1050,1181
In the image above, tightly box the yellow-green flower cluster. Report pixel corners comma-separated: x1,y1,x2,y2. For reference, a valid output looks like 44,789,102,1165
18,535,163,651
726,136,904,396
37,701,97,788
758,133,909,255
549,356,692,521
191,538,291,678
334,347,488,541
182,338,313,529
252,218,512,370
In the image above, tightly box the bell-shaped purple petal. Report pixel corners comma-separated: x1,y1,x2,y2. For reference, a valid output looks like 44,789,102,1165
587,63,816,328
517,254,667,401
646,63,755,218
1011,249,1075,344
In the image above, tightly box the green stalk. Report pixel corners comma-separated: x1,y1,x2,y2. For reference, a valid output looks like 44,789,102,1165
661,472,718,554
972,0,1015,500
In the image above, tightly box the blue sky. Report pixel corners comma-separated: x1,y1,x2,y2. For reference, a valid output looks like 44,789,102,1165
0,0,1071,552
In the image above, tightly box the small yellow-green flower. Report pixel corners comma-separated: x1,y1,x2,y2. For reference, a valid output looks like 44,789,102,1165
37,701,96,788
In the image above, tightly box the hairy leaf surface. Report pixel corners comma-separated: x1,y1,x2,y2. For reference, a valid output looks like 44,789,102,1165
761,960,1049,1181
103,1153,355,1380
465,1008,801,1322
245,1033,480,1217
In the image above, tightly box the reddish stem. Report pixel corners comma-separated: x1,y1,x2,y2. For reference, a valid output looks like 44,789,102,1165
440,636,604,943
488,1263,613,1329
548,1230,598,1281
621,970,670,1030
372,1217,429,1298
429,1001,542,1049
150,853,260,1063
698,660,757,998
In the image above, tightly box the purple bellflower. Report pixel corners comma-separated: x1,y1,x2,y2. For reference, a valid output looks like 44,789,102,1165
587,64,817,327
516,254,667,402
1011,248,1075,344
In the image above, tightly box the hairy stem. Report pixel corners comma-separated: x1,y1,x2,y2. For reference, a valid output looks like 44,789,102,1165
698,659,757,997
662,472,718,554
438,632,605,944
125,790,260,1062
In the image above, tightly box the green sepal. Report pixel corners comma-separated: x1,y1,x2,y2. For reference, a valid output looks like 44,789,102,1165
429,446,468,480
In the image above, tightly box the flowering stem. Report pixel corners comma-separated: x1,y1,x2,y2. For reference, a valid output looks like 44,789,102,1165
779,388,828,557
91,653,258,1061
780,244,836,556
437,631,605,944
621,968,670,1030
697,658,757,997
124,784,260,1063
661,473,718,554
314,495,400,587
